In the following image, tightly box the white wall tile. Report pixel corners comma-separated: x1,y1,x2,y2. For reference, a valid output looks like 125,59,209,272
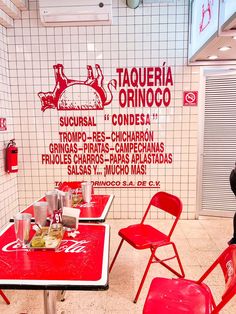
1,0,200,220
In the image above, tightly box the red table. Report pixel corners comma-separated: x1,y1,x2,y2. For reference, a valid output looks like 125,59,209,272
17,194,114,223
0,223,110,313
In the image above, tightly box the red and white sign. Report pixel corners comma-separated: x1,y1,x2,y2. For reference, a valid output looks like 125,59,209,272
38,64,117,111
39,63,174,188
0,118,6,131
189,0,219,58
183,91,198,106
220,0,236,29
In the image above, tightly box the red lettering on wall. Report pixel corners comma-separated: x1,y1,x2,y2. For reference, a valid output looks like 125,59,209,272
0,118,6,131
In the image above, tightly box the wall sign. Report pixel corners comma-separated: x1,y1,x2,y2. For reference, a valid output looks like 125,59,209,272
189,0,219,58
183,91,198,106
220,0,236,28
38,64,117,111
39,63,174,189
0,118,7,131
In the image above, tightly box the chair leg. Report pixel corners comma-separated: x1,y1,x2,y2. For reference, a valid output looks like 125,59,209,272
109,239,124,272
0,290,10,305
171,242,185,278
152,243,185,278
133,248,157,303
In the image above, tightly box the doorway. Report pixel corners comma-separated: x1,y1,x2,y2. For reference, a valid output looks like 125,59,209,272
198,68,236,217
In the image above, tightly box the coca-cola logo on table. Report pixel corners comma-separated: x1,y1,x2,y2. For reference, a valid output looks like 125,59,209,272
2,239,90,253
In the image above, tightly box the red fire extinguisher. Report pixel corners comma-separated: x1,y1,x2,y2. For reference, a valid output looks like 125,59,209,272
6,139,18,173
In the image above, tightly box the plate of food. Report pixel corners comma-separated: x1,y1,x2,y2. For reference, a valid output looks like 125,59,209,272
29,224,64,250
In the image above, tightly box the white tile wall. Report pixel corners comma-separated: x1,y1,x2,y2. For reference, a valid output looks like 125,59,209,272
0,24,18,228
3,0,200,219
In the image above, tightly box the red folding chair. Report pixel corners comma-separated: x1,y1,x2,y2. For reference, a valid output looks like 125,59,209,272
143,245,236,314
0,290,10,304
58,181,95,194
58,181,83,191
109,191,185,303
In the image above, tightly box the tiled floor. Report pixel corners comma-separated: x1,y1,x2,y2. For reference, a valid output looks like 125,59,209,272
1,218,236,313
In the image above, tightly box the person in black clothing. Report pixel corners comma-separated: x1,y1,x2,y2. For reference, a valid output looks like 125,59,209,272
228,163,236,245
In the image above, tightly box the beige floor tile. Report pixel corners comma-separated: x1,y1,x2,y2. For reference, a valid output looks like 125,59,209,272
0,218,236,313
195,250,221,266
57,290,108,313
187,237,219,251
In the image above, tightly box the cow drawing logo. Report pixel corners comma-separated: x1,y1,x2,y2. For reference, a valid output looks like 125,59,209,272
38,64,117,111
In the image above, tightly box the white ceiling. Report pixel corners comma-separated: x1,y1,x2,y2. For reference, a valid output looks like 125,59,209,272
193,35,236,61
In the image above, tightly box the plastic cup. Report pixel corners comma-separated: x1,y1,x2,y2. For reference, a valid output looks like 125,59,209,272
14,213,32,246
45,190,58,217
33,201,48,227
60,191,72,208
81,182,93,207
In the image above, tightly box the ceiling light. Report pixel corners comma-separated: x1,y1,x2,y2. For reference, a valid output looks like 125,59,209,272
233,36,236,40
218,46,231,51
208,55,218,60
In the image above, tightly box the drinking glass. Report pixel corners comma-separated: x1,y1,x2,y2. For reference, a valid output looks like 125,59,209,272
81,182,93,207
72,188,82,207
72,192,79,207
45,190,58,218
33,201,48,227
14,213,32,247
60,191,72,208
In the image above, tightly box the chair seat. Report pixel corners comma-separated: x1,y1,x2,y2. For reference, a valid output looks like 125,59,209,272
118,224,169,249
143,277,214,314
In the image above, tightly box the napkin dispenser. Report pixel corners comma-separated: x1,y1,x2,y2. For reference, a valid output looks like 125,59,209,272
62,207,80,229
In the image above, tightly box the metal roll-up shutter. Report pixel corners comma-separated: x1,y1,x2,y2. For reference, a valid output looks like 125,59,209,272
201,75,236,214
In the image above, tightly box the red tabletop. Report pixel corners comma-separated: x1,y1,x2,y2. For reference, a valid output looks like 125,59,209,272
0,223,110,290
21,194,114,222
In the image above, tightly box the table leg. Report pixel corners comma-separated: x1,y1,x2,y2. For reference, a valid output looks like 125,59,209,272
43,290,57,314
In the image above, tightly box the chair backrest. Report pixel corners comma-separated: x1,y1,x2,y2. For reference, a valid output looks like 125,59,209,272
58,181,95,194
198,245,236,313
58,181,82,191
141,191,183,237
